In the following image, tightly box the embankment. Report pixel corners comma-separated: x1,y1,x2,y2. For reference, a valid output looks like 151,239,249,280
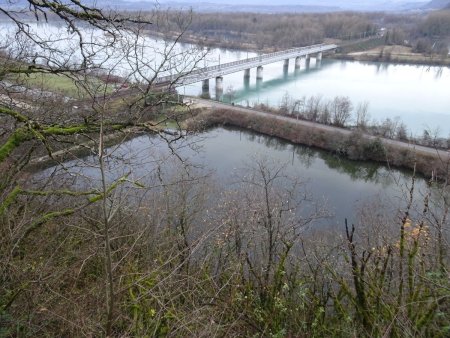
186,108,449,181
334,44,450,67
334,53,450,67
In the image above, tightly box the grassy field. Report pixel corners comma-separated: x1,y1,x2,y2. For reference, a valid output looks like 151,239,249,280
10,72,113,98
336,37,385,53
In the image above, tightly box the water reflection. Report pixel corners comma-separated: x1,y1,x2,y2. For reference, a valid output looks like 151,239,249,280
295,147,315,168
184,58,450,136
241,128,402,185
221,61,327,103
322,155,391,184
434,67,444,79
36,127,430,226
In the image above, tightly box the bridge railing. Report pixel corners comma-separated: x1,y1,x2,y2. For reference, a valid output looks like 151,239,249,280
155,43,337,84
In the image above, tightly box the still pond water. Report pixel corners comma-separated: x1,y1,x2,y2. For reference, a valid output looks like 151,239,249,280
38,127,429,229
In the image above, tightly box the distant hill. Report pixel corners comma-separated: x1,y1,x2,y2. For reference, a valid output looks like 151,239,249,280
159,1,428,12
158,2,340,13
4,0,433,13
423,0,450,9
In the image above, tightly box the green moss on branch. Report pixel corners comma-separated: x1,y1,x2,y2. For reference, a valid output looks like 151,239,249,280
0,128,32,162
0,186,21,217
0,106,29,123
42,125,91,135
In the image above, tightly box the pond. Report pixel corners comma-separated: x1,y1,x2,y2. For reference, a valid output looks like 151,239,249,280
36,127,430,229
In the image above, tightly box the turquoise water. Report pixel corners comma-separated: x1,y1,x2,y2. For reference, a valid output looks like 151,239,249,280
3,21,448,136
182,56,450,137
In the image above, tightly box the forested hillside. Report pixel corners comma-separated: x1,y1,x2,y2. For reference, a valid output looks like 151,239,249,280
146,9,450,53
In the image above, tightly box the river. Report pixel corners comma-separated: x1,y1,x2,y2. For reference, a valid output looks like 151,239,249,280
2,22,449,136
182,56,450,137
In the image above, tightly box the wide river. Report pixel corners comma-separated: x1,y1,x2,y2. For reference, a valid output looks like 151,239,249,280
2,22,449,136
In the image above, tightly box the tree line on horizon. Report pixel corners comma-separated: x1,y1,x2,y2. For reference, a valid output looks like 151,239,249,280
144,9,450,54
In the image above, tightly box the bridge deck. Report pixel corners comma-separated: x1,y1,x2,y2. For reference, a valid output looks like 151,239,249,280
156,43,337,87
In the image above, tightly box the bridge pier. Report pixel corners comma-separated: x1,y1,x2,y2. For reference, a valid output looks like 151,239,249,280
283,59,289,78
201,79,210,99
244,69,250,88
202,79,209,91
215,76,223,100
256,66,263,80
215,76,223,91
295,56,301,69
305,54,310,68
316,52,322,67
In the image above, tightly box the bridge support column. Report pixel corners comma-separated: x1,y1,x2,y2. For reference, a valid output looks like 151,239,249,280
283,59,289,78
316,52,322,67
215,76,223,100
305,54,310,68
201,79,210,99
244,69,250,88
295,56,301,69
215,76,223,91
202,79,210,91
256,66,263,80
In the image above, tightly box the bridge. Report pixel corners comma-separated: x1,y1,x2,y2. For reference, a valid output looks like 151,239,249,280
155,43,338,96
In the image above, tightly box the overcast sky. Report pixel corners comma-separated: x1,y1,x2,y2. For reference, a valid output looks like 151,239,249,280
155,0,426,3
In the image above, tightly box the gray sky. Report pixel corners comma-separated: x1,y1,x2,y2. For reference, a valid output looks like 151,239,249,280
155,0,426,4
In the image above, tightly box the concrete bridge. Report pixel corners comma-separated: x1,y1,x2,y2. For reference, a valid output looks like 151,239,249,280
155,43,338,95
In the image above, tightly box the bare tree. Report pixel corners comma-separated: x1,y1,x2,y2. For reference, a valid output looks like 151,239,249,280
279,91,293,114
378,117,400,139
396,121,408,141
331,96,353,127
355,101,370,130
0,1,208,335
292,96,306,120
305,94,323,122
318,100,331,124
220,157,328,290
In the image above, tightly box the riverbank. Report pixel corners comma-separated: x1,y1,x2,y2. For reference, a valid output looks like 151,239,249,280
334,45,450,67
185,101,449,181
